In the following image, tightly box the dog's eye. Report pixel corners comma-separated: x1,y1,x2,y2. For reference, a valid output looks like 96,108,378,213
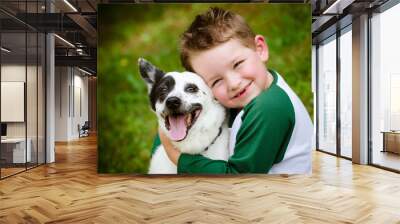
160,86,168,92
185,84,198,93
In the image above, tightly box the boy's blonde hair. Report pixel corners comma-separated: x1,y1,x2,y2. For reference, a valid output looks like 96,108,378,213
180,7,256,72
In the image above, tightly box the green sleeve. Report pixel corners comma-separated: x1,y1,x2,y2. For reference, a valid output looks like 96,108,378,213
177,86,295,174
150,134,161,156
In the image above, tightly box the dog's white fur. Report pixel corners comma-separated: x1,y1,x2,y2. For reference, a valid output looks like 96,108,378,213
146,71,229,174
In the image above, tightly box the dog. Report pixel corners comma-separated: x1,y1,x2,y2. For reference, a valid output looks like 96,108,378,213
138,58,229,174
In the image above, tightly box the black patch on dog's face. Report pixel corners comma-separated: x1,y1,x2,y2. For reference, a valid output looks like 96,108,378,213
184,83,199,94
150,76,175,110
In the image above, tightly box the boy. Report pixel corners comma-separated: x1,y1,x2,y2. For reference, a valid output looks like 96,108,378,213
155,7,313,174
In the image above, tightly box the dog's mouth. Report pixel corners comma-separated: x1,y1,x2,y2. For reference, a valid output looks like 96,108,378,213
164,104,202,142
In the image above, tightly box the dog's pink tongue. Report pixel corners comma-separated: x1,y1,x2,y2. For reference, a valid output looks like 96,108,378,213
168,115,187,141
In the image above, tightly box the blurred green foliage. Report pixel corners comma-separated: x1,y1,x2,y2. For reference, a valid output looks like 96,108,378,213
98,4,312,173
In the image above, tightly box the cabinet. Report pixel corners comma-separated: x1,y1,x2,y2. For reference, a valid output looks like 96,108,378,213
382,131,400,154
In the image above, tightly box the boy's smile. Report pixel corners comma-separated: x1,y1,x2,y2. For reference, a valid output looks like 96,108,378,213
190,36,272,108
232,81,252,99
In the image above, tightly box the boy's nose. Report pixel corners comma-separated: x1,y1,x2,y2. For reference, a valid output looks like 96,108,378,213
226,72,242,93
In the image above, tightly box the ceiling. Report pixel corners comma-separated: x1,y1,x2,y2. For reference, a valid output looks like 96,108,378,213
1,0,99,74
2,0,392,75
311,0,390,44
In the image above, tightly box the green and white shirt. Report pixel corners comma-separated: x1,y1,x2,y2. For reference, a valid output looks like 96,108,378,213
177,70,313,174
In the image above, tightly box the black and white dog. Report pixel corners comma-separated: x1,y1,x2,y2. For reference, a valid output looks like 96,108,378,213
138,58,229,174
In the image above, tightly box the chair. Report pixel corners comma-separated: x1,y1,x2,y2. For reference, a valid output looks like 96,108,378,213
79,121,90,138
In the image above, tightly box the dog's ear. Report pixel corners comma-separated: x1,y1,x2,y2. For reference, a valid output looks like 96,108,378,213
138,58,164,93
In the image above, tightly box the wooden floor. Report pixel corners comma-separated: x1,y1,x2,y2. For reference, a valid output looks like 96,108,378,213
372,150,400,171
1,163,45,178
1,167,26,178
1,136,400,223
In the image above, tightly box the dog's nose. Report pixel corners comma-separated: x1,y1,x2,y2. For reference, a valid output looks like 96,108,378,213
166,97,181,110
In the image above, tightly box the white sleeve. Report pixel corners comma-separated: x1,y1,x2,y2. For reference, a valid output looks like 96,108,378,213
228,110,244,157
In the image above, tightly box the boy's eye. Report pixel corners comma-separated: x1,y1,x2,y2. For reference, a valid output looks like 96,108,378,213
211,79,222,88
233,60,244,69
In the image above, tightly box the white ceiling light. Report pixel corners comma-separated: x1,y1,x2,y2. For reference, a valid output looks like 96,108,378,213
323,0,355,15
78,67,92,76
63,0,78,12
1,47,11,53
54,34,75,48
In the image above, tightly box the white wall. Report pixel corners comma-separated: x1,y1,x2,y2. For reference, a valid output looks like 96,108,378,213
1,63,46,164
55,66,69,141
55,67,89,141
1,65,38,138
72,72,89,138
1,65,26,81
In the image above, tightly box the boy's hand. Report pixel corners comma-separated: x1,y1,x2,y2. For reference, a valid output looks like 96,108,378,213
159,128,181,165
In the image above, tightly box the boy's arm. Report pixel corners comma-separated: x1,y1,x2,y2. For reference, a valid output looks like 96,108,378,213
178,91,295,174
150,134,161,156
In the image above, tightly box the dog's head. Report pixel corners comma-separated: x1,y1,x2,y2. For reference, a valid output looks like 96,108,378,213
138,58,224,144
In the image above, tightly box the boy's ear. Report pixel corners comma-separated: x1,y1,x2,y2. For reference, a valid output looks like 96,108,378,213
138,58,164,93
254,35,269,62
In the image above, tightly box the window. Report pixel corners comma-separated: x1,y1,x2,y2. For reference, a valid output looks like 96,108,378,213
371,2,400,171
0,2,46,179
339,27,352,158
317,35,337,155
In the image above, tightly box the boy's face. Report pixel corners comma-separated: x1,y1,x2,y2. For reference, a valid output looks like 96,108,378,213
190,36,269,108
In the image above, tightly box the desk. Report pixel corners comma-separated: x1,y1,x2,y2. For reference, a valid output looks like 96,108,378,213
382,131,400,154
1,138,31,163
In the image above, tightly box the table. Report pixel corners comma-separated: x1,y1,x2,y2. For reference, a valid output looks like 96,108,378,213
1,138,31,163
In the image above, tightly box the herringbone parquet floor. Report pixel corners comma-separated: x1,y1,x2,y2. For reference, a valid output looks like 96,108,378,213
1,135,400,223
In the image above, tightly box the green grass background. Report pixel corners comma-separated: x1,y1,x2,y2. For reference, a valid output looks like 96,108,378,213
98,4,312,173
